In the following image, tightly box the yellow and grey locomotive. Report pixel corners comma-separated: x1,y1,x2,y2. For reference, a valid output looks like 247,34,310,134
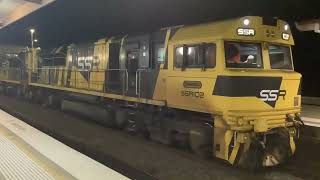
0,16,302,168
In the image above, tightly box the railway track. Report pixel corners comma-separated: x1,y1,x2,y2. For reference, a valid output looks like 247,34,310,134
0,95,320,180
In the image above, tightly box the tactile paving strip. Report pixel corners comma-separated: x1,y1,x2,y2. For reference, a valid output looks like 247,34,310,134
0,134,55,180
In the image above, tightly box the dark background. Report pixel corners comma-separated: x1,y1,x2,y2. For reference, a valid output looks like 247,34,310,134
0,0,319,96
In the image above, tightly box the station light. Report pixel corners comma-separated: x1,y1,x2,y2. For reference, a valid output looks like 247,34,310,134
243,19,250,26
30,28,36,49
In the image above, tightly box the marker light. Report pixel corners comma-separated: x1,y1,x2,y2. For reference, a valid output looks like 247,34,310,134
243,19,250,26
282,33,290,40
284,24,289,31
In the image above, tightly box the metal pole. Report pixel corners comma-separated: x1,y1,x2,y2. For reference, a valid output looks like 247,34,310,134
31,32,34,49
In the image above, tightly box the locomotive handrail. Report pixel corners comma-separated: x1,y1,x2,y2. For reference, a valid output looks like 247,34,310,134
125,70,129,92
135,69,147,98
28,68,130,94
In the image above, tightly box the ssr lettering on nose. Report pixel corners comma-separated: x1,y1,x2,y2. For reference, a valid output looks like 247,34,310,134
260,90,287,102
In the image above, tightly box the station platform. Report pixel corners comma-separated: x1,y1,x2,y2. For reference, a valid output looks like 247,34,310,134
302,97,320,128
302,105,320,127
301,99,320,139
0,109,129,180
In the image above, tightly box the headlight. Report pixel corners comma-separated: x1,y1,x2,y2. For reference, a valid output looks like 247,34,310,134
282,33,290,40
243,19,250,26
284,24,289,31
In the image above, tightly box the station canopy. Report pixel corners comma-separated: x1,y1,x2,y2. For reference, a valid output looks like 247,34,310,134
296,19,320,33
0,0,55,29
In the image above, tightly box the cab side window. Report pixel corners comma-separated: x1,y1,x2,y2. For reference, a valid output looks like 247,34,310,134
175,43,216,69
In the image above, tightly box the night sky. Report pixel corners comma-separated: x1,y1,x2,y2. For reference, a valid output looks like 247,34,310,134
0,0,320,95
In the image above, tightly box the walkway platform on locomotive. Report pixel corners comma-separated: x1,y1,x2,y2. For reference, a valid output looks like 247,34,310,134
0,109,129,180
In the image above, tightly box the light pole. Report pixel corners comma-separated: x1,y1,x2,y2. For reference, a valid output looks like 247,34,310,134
29,28,36,79
30,29,35,49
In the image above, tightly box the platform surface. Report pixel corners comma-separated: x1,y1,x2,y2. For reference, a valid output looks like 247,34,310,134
0,109,129,180
302,105,320,127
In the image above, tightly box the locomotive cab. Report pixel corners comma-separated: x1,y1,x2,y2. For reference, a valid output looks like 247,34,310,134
165,16,302,168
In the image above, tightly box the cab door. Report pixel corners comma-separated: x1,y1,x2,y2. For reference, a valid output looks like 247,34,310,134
126,51,139,96
166,42,218,113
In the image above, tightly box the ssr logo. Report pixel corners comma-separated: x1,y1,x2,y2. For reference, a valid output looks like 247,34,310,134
259,90,286,102
181,90,204,98
77,56,93,71
237,28,255,36
77,56,100,71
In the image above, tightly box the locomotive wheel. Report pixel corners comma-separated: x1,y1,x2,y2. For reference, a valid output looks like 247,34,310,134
115,109,128,129
34,89,44,104
237,129,291,170
237,140,264,170
16,87,22,98
0,84,8,95
6,86,16,96
46,95,62,108
104,109,116,128
262,129,291,167
189,126,213,158
134,112,149,138
24,90,33,100
170,131,189,148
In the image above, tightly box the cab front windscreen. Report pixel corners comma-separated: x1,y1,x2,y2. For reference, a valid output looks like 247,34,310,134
224,41,263,68
268,45,293,70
